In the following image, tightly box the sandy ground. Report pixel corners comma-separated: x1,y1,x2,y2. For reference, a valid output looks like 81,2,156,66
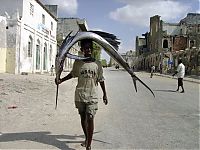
0,72,88,150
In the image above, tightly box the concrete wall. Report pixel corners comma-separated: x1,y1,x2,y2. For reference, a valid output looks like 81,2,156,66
163,23,180,35
0,17,7,73
150,15,161,52
6,20,19,74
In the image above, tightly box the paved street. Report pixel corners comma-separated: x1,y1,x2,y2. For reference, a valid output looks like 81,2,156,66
0,68,199,149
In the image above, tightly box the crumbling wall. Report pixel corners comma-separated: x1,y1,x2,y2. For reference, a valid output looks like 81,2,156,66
173,36,187,51
6,19,18,74
0,16,7,73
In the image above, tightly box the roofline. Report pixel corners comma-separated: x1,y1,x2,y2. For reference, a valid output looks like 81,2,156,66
35,0,58,21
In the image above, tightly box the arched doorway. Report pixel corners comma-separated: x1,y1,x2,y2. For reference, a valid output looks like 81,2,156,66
43,43,47,70
163,39,168,48
36,40,41,70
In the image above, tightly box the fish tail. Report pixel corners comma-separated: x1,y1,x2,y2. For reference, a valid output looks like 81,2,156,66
55,84,59,109
132,75,155,98
132,76,137,92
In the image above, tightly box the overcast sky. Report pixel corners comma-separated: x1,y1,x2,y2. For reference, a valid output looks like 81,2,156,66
40,0,199,58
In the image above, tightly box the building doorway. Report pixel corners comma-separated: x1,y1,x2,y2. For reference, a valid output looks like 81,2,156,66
36,40,41,70
43,43,47,70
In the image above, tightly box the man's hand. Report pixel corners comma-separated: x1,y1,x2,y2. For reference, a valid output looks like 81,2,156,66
103,94,108,105
55,78,62,85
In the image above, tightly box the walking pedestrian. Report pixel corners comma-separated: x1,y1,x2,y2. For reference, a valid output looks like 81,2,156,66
150,65,155,78
55,39,108,150
50,65,55,76
172,59,185,93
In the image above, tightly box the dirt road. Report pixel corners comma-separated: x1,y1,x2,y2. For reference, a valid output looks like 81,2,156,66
0,72,87,150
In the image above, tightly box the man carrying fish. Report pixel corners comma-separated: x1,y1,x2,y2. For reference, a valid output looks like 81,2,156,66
55,39,108,150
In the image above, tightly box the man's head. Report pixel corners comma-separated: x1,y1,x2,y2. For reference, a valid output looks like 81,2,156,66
178,59,182,64
80,39,93,57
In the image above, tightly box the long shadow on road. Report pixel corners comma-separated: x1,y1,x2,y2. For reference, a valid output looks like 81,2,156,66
0,131,75,150
0,131,110,150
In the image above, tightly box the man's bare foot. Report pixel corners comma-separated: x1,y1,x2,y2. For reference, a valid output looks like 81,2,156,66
81,140,86,147
86,146,91,150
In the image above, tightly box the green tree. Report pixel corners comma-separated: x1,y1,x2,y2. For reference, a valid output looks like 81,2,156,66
101,59,107,67
92,42,101,60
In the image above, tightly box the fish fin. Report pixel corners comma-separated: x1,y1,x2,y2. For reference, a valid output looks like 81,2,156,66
132,75,155,98
89,30,120,50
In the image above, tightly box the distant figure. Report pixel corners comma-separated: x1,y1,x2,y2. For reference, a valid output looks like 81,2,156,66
132,66,135,71
160,64,162,74
172,59,185,93
115,64,119,69
150,65,155,78
50,65,55,76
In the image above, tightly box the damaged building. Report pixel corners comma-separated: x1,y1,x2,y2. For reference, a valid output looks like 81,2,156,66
136,13,200,75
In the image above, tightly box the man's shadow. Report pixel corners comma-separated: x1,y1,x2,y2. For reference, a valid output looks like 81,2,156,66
0,131,110,150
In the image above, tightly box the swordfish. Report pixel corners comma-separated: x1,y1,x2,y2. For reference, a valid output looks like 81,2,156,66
55,31,155,108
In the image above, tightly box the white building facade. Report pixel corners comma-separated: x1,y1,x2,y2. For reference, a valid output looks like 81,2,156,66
0,0,57,74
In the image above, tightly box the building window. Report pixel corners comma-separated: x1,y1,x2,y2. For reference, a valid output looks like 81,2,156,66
163,39,168,48
36,40,41,70
51,21,53,30
28,36,33,57
42,14,45,24
30,3,34,16
189,40,195,48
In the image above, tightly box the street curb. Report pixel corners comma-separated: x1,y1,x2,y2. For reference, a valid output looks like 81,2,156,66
109,68,200,84
154,73,200,84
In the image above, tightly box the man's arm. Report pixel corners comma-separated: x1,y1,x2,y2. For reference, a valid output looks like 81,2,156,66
172,71,178,76
55,73,73,85
173,65,180,76
99,81,108,105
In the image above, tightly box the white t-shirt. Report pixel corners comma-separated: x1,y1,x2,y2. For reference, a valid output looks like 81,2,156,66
151,66,155,72
70,60,104,103
176,63,185,78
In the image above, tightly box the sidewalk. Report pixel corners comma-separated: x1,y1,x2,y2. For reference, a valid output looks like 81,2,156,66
117,67,199,84
114,67,200,84
153,72,200,84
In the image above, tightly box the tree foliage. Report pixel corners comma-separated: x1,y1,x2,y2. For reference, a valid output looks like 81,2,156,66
92,42,101,60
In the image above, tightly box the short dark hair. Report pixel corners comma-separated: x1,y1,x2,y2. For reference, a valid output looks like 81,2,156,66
178,59,182,64
80,39,93,48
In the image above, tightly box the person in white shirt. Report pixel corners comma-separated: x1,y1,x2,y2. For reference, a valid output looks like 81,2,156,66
172,59,185,93
150,65,155,78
